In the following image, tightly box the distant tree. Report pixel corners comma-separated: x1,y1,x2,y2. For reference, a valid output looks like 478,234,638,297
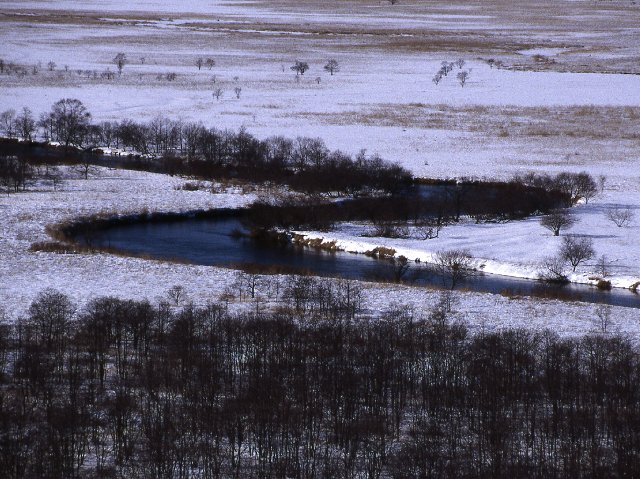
606,206,634,227
291,60,309,76
113,52,127,75
433,249,474,289
457,70,469,87
47,61,56,71
324,59,340,75
0,109,16,138
315,76,321,84
205,58,215,70
455,58,465,69
560,236,594,271
212,88,223,100
140,56,146,64
432,72,443,85
196,57,204,70
47,98,92,148
0,58,4,73
234,86,242,99
540,209,576,236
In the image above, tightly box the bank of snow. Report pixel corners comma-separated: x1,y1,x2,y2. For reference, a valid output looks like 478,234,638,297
291,192,640,291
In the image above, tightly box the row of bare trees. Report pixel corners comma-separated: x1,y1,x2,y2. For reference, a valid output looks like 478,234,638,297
0,100,412,194
1,287,639,478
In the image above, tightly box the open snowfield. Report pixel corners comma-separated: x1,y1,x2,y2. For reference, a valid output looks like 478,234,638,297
1,0,639,329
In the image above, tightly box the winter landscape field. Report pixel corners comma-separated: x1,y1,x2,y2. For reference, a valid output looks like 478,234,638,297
2,0,640,476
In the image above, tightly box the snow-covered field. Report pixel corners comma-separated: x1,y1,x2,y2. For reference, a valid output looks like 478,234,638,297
1,167,639,340
1,0,639,332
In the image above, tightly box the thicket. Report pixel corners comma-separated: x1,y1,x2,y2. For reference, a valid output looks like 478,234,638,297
1,287,639,478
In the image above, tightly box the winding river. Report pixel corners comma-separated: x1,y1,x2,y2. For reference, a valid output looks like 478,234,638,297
78,215,640,308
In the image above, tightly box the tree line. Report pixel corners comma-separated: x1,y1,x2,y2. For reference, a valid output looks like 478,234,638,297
0,99,412,194
1,286,639,478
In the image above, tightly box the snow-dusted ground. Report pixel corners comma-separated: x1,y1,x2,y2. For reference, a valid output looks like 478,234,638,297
1,0,639,333
1,167,639,341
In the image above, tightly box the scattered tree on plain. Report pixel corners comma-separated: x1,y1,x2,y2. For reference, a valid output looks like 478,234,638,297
212,88,223,100
540,209,576,236
560,235,595,272
205,58,215,70
457,70,469,87
113,52,127,75
196,57,204,70
606,206,634,227
324,59,339,75
291,60,309,76
234,86,242,99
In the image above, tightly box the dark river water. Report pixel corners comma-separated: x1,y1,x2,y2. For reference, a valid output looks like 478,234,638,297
80,216,640,308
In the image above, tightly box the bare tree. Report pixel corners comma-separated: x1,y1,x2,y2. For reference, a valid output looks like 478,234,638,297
540,209,577,236
291,60,309,76
457,70,469,87
538,255,569,282
196,57,204,70
205,58,215,70
560,236,594,272
212,88,223,100
47,98,92,148
167,285,186,306
234,86,242,99
113,52,127,76
455,58,466,69
433,249,474,289
606,206,634,227
432,72,443,85
0,109,16,138
15,107,36,141
47,61,56,71
315,76,321,84
324,59,340,75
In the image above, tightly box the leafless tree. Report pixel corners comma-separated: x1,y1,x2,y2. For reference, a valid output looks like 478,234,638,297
598,174,606,193
167,285,186,306
291,60,309,76
47,98,92,148
540,209,577,236
196,57,203,70
455,58,465,69
560,236,594,272
432,72,443,85
457,70,469,87
47,61,56,71
606,206,634,227
324,59,340,75
433,249,474,289
16,107,36,141
0,109,16,138
212,88,223,100
595,304,612,334
315,76,321,84
113,52,127,76
538,255,569,282
205,58,215,70
234,86,242,99
596,254,608,277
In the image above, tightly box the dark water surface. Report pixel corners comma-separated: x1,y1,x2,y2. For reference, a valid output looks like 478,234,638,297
83,217,640,308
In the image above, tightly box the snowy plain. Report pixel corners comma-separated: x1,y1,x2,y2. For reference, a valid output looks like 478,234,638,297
1,0,639,333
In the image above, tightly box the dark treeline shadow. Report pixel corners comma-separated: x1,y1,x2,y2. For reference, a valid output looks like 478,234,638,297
0,285,639,478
